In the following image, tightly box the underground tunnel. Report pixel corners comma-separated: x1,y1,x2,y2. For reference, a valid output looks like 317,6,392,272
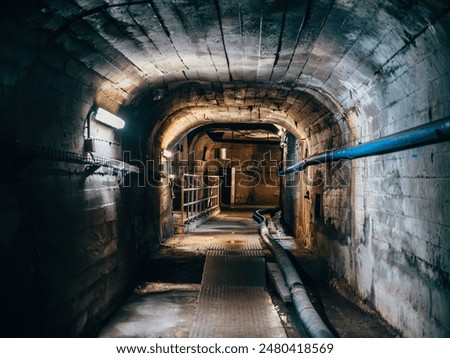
0,0,449,338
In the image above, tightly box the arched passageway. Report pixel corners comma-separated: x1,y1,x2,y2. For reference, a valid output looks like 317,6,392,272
1,0,449,337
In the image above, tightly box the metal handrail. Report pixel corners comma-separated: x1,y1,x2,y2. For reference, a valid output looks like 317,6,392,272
181,174,220,223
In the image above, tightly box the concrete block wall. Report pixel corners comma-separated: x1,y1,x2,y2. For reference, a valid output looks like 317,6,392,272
19,163,150,337
0,28,155,337
282,133,303,239
147,82,333,150
152,184,175,241
281,95,353,245
304,8,450,337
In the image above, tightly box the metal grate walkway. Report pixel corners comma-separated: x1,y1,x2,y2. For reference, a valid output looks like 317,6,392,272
189,234,287,338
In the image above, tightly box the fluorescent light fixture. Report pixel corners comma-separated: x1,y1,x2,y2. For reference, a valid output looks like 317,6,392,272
162,149,172,158
95,107,125,129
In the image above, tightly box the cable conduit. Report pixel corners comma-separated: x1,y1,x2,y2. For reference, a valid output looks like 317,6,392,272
253,208,335,338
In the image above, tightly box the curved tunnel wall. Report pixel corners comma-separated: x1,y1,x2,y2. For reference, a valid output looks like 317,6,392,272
0,0,449,337
0,17,153,336
336,20,450,338
321,4,450,337
271,1,450,337
144,82,352,250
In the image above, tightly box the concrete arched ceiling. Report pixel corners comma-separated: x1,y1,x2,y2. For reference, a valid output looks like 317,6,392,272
3,0,449,146
147,82,349,151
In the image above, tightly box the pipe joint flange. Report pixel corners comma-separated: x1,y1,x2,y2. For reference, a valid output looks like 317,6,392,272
290,282,306,292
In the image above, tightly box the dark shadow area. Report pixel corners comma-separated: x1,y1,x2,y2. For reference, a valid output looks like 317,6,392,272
144,257,205,284
285,250,399,338
285,250,341,337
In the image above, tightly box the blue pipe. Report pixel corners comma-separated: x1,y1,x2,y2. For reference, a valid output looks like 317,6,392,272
279,116,450,175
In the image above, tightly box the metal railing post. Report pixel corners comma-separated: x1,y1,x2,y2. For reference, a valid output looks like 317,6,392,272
180,173,185,224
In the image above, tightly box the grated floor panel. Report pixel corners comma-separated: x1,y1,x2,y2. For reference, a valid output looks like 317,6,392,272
189,234,287,338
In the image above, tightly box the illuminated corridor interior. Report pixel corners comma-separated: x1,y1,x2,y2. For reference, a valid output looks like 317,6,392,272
0,0,449,337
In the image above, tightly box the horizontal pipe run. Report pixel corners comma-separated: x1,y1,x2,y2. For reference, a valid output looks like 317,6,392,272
253,208,335,338
279,116,450,176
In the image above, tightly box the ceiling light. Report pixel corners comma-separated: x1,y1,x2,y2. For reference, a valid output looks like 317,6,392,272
162,149,172,158
95,107,125,129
